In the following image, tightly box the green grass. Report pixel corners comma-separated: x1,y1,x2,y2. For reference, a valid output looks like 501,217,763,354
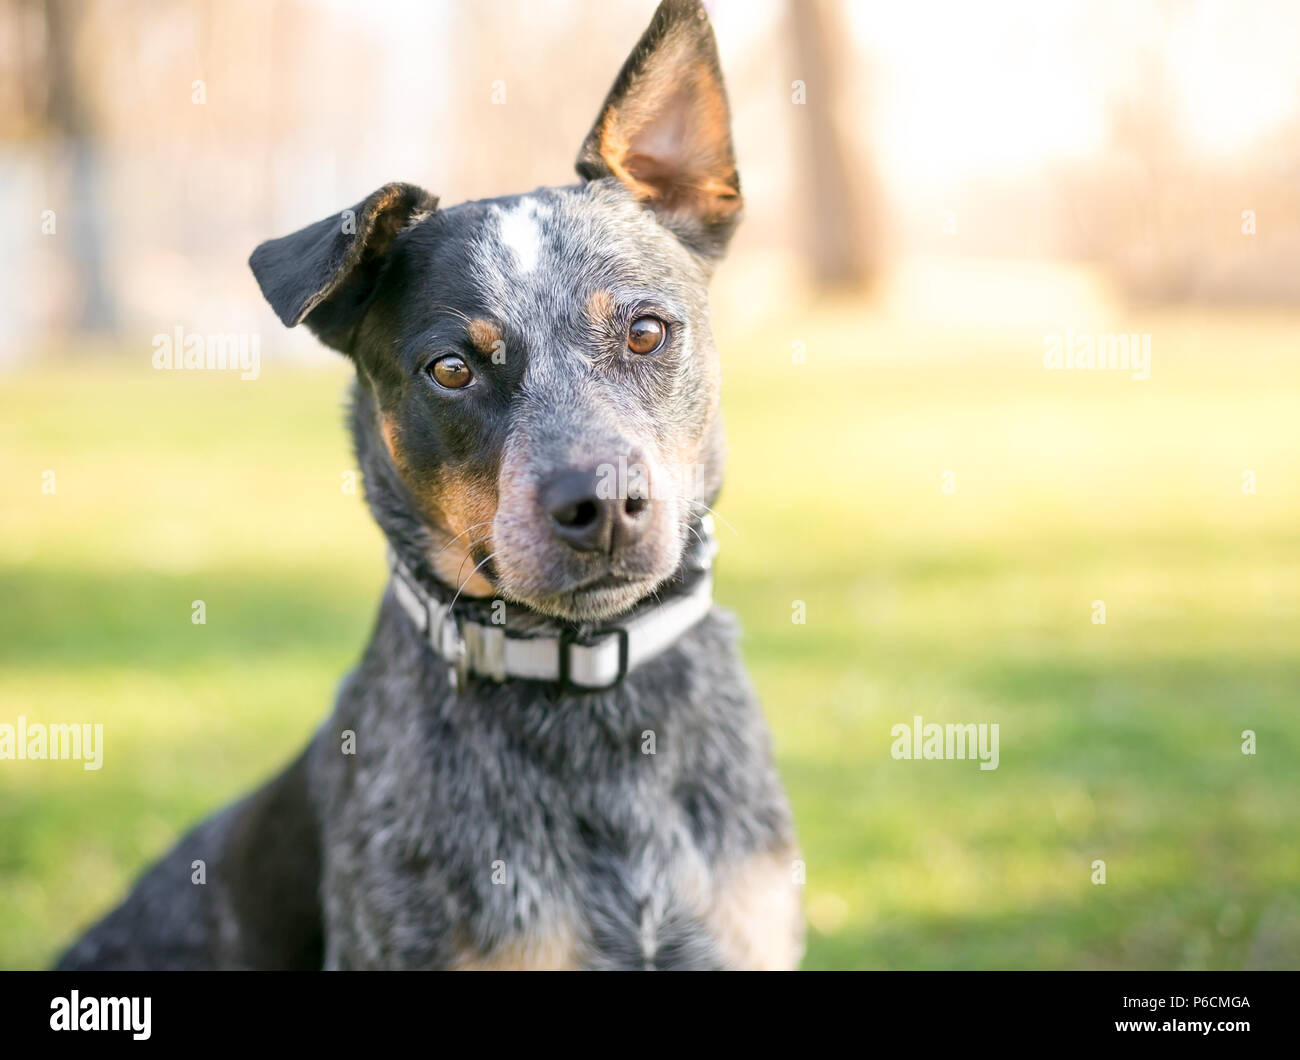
2,302,1298,969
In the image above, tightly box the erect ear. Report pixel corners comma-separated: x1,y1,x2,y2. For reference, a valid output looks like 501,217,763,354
575,0,741,259
249,182,436,351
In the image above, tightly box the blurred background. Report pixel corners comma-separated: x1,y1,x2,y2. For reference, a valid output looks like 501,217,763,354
1,0,1298,969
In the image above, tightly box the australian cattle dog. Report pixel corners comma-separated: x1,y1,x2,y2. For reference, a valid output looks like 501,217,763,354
59,0,802,971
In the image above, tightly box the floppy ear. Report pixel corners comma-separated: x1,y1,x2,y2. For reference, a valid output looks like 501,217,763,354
575,0,741,259
249,182,436,351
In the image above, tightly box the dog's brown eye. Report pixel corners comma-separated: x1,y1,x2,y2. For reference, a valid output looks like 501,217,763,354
429,355,473,389
627,316,666,355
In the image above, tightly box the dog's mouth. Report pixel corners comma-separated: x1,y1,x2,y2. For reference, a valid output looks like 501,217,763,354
507,565,666,622
570,569,640,592
472,541,676,622
538,578,663,622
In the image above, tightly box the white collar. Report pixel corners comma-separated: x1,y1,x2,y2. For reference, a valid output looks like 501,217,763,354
389,516,717,692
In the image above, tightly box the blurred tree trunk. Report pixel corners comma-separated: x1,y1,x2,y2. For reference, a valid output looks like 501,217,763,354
789,0,877,291
43,0,115,333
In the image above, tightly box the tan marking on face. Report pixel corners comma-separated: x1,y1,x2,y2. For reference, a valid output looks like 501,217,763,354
378,411,496,596
706,847,805,970
585,288,617,332
428,538,494,597
666,394,717,506
424,467,498,598
465,317,502,356
452,928,580,971
380,415,403,467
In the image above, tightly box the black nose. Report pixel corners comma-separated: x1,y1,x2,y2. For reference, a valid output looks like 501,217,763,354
540,468,651,553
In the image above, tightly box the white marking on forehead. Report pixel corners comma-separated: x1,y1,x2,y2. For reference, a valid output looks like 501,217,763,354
496,199,543,274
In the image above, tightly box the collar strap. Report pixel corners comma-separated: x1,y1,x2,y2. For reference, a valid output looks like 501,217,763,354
389,516,717,693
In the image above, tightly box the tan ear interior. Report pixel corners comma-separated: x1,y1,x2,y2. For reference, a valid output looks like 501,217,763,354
594,45,740,226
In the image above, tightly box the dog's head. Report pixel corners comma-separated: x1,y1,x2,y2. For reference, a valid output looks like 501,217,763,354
250,0,739,622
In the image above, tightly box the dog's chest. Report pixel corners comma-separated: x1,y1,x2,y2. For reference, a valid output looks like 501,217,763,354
318,612,802,970
450,783,721,970
319,696,800,969
329,764,789,969
454,818,801,972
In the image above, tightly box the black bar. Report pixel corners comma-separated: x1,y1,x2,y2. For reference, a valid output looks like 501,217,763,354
2,971,1292,1047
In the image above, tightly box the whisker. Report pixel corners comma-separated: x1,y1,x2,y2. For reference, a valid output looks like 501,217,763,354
452,526,494,584
429,303,475,328
449,551,498,612
433,521,492,560
687,499,739,536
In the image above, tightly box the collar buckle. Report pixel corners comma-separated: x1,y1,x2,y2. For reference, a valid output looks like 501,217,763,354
558,626,629,692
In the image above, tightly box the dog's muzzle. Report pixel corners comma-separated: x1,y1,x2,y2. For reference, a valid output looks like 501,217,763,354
389,516,718,693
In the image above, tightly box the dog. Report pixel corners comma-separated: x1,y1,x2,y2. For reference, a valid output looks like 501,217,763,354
57,0,802,971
